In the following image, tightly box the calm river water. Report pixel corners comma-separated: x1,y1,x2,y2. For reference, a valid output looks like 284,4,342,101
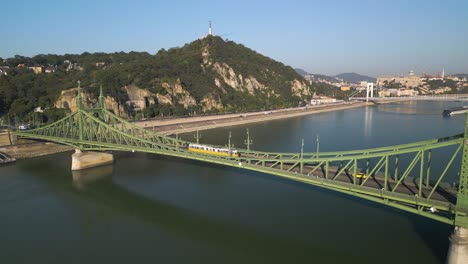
0,101,465,263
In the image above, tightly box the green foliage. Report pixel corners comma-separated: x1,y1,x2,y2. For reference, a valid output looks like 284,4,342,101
312,82,350,99
9,98,34,119
426,79,457,90
385,81,402,89
43,108,67,123
0,36,312,121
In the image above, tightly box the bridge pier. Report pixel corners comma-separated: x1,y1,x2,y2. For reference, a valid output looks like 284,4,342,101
447,226,468,264
71,149,113,170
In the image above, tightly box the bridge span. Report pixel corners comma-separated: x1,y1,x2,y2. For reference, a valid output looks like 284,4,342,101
15,87,468,262
351,93,468,102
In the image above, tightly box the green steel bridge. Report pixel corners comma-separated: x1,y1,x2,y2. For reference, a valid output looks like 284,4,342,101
16,87,468,229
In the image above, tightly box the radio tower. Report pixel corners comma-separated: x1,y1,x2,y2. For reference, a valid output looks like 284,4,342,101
208,21,213,36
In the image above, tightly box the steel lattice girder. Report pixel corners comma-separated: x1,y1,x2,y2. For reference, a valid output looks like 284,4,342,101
15,107,468,227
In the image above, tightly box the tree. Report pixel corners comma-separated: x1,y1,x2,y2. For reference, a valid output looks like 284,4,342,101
43,108,66,123
9,98,34,121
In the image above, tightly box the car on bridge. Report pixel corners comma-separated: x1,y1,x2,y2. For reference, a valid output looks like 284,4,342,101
354,172,368,179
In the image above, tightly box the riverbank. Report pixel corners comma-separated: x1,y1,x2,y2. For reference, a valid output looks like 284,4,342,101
135,101,372,135
0,141,73,160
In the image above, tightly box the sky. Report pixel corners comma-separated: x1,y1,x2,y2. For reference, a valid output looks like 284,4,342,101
1,0,468,77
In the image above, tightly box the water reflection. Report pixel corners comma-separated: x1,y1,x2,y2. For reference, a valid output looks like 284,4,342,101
376,101,465,115
364,107,373,138
72,164,113,190
62,162,327,263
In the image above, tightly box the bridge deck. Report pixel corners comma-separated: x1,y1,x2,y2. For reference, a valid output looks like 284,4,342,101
172,148,458,206
276,163,456,203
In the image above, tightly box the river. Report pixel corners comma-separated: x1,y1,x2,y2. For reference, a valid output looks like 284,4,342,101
0,100,465,263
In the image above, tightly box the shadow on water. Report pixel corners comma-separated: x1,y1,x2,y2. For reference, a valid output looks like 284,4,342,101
407,215,452,263
15,152,453,263
19,155,359,264
148,154,454,263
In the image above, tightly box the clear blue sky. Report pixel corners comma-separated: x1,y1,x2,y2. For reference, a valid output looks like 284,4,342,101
2,0,467,77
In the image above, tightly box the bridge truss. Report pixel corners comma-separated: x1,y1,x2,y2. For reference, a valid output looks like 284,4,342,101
16,87,468,228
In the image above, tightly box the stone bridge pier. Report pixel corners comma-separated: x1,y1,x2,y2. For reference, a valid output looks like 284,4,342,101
71,149,113,170
447,226,468,264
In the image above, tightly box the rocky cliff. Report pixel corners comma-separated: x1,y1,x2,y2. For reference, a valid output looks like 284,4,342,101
55,88,127,117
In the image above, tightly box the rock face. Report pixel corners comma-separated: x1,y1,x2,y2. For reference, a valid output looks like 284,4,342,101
125,84,156,107
201,94,223,112
211,62,270,95
291,79,311,97
55,87,127,117
55,88,80,111
161,80,197,108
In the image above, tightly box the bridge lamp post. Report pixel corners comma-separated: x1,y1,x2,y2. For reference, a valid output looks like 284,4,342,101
228,131,232,153
244,128,253,151
194,130,202,144
316,134,320,154
301,139,304,174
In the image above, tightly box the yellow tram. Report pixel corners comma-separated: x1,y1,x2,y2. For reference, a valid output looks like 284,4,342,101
188,143,239,158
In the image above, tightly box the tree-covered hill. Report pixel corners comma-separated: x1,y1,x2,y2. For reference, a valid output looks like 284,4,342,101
0,36,312,124
334,72,376,83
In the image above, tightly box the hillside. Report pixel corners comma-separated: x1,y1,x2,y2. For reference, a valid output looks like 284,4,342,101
0,36,312,123
334,72,376,83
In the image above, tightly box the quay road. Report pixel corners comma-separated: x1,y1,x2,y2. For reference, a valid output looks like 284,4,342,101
133,101,371,135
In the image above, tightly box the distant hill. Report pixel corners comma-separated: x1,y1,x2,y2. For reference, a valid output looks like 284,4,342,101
309,73,338,83
334,72,376,83
295,68,309,76
294,69,340,83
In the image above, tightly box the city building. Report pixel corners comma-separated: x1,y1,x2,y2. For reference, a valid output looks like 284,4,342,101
0,66,9,76
379,88,418,97
377,70,422,88
28,66,42,74
310,96,338,105
340,85,350,91
44,66,55,73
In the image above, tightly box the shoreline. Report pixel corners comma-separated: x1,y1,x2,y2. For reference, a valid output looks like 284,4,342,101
0,141,74,160
136,101,373,135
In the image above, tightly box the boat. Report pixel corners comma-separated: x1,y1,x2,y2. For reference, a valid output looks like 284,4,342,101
0,151,16,164
443,106,468,116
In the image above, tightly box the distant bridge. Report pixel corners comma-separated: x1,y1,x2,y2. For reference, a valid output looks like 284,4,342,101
15,86,468,233
351,94,468,102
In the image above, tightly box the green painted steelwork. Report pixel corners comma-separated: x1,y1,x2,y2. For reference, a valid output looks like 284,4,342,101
455,113,468,227
15,97,468,228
